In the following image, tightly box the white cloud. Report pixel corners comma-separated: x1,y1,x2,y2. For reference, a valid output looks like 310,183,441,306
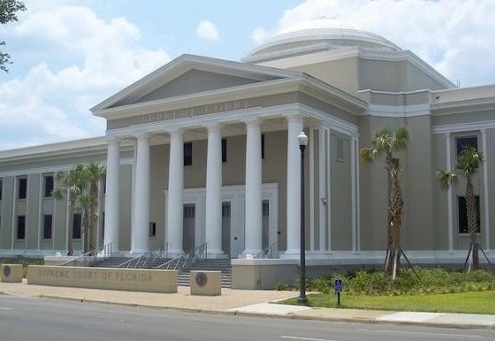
196,20,219,41
251,0,495,87
0,5,170,150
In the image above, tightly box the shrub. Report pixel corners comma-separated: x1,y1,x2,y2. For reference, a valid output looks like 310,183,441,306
304,267,495,296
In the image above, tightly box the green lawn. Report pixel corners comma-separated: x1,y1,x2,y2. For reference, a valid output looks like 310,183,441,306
284,291,495,314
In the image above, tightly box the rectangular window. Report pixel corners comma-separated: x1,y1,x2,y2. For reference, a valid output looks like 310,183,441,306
184,142,192,166
43,214,53,239
458,196,481,234
44,175,54,198
18,177,27,199
222,138,227,163
336,137,344,162
73,213,82,239
456,136,478,157
149,222,156,237
261,134,265,160
17,215,26,240
101,212,105,240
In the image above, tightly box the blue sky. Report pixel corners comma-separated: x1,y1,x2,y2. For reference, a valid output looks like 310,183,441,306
1,0,495,151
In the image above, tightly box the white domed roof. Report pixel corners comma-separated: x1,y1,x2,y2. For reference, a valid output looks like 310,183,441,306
246,18,401,62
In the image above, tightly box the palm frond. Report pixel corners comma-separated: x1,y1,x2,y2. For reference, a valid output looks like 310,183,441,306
436,169,458,189
392,127,410,151
457,146,484,177
360,148,376,162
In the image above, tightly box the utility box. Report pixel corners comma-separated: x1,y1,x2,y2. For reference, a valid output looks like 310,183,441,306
190,271,221,296
1,264,23,283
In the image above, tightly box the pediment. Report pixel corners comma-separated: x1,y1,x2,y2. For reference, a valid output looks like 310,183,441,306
91,54,299,114
123,69,273,105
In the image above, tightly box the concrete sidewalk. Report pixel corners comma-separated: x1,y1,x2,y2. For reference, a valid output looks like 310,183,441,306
1,280,494,330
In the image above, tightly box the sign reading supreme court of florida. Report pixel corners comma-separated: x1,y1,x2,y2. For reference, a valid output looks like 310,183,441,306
27,266,177,293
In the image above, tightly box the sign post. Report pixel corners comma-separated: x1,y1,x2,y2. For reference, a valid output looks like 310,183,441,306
334,279,343,306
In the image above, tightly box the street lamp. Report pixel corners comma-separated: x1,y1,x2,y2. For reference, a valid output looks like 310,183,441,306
297,130,308,303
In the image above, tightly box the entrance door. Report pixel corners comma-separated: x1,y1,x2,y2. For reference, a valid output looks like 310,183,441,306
183,204,195,253
221,202,231,257
262,200,269,251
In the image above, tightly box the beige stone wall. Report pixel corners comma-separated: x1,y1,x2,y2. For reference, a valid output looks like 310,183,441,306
190,270,221,296
27,265,177,293
231,261,298,289
1,264,23,283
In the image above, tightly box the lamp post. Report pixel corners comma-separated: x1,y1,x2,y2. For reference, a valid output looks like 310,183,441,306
297,130,308,303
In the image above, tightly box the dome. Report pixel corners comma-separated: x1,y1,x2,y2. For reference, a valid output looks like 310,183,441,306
245,18,401,62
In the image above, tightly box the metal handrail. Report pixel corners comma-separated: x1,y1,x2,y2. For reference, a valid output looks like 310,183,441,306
155,242,208,270
192,242,208,262
61,242,114,266
117,253,145,268
255,241,278,259
155,254,183,270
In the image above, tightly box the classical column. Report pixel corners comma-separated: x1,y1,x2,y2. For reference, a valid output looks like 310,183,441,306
285,115,303,255
131,133,150,254
481,129,490,251
205,124,224,257
243,118,262,256
351,135,360,252
318,127,328,252
445,133,454,253
167,130,184,255
104,137,120,251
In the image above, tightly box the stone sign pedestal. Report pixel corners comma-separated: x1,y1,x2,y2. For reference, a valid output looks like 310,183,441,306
1,264,23,283
190,270,221,296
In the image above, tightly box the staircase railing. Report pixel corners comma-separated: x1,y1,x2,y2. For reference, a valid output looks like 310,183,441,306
99,242,113,259
255,241,278,259
155,242,208,270
61,242,114,267
192,242,208,263
117,253,145,268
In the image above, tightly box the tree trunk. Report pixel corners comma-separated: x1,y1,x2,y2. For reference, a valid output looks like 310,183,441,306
82,209,90,254
465,178,480,270
384,158,403,278
89,182,98,254
67,200,75,256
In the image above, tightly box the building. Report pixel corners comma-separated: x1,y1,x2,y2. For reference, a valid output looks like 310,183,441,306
1,22,494,287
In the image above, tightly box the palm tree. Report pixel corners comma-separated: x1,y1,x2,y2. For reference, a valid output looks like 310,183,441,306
52,164,86,256
76,193,91,254
82,162,106,254
437,146,484,270
361,127,410,278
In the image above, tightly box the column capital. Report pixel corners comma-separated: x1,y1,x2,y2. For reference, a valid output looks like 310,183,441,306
167,128,183,135
203,123,223,131
105,135,122,144
242,117,261,126
283,113,304,122
135,132,151,140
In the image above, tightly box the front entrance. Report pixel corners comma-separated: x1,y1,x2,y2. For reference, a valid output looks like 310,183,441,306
176,183,278,258
222,202,231,256
262,200,269,250
183,204,195,252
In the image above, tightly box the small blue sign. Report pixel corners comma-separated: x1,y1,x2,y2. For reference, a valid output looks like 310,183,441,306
334,279,343,293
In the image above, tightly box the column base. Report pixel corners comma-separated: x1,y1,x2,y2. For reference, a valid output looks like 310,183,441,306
281,249,302,259
129,249,149,255
207,249,228,259
241,249,262,259
166,249,185,258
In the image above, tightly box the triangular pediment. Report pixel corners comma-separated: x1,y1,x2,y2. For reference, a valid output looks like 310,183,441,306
91,54,300,114
125,69,274,105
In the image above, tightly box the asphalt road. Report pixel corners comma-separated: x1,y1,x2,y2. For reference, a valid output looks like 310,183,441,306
0,294,493,341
